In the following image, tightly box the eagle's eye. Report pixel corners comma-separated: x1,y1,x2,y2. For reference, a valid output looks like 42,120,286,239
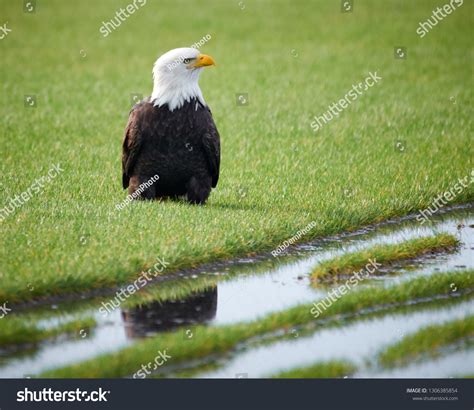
183,58,194,64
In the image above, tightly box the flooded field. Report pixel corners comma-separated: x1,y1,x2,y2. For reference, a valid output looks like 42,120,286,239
1,205,473,378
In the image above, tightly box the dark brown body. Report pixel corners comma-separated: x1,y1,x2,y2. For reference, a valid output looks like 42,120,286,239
121,287,217,337
122,98,220,204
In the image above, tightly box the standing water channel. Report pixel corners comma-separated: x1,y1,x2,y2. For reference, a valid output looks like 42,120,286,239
0,206,473,378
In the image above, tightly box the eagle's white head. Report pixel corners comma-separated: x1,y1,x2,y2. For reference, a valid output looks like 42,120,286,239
151,47,216,112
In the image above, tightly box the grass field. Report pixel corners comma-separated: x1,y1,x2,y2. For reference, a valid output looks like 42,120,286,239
1,0,473,303
1,0,474,383
310,233,459,282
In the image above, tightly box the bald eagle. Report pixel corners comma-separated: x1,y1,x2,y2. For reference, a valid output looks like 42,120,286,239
122,48,220,204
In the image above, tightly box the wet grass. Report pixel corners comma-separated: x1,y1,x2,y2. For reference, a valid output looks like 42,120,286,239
378,315,474,368
311,233,459,282
11,275,220,324
0,316,96,349
1,0,473,304
271,360,356,378
39,269,474,377
148,294,474,378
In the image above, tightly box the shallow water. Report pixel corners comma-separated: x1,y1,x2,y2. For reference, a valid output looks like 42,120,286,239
0,310,131,378
365,350,474,378
197,299,474,378
212,211,473,325
0,207,472,377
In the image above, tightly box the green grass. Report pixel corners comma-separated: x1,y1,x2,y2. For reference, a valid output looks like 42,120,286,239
271,360,356,378
0,316,96,348
378,316,474,367
0,0,473,303
39,269,474,377
311,233,459,282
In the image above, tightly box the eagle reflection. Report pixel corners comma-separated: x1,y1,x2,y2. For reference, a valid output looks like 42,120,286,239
121,287,217,339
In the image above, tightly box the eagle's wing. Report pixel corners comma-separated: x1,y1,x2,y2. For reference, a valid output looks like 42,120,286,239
202,111,221,188
122,107,143,189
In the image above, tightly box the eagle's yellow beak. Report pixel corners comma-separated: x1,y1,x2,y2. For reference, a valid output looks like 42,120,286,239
192,54,216,68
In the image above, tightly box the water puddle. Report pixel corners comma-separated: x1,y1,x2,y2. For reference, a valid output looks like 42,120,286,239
211,208,473,325
366,350,474,378
197,298,474,378
0,207,472,377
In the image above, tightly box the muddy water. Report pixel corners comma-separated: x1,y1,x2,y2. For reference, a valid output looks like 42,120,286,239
0,207,472,377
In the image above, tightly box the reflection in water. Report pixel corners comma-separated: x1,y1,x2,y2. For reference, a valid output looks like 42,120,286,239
1,208,472,377
121,287,218,338
199,299,474,378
